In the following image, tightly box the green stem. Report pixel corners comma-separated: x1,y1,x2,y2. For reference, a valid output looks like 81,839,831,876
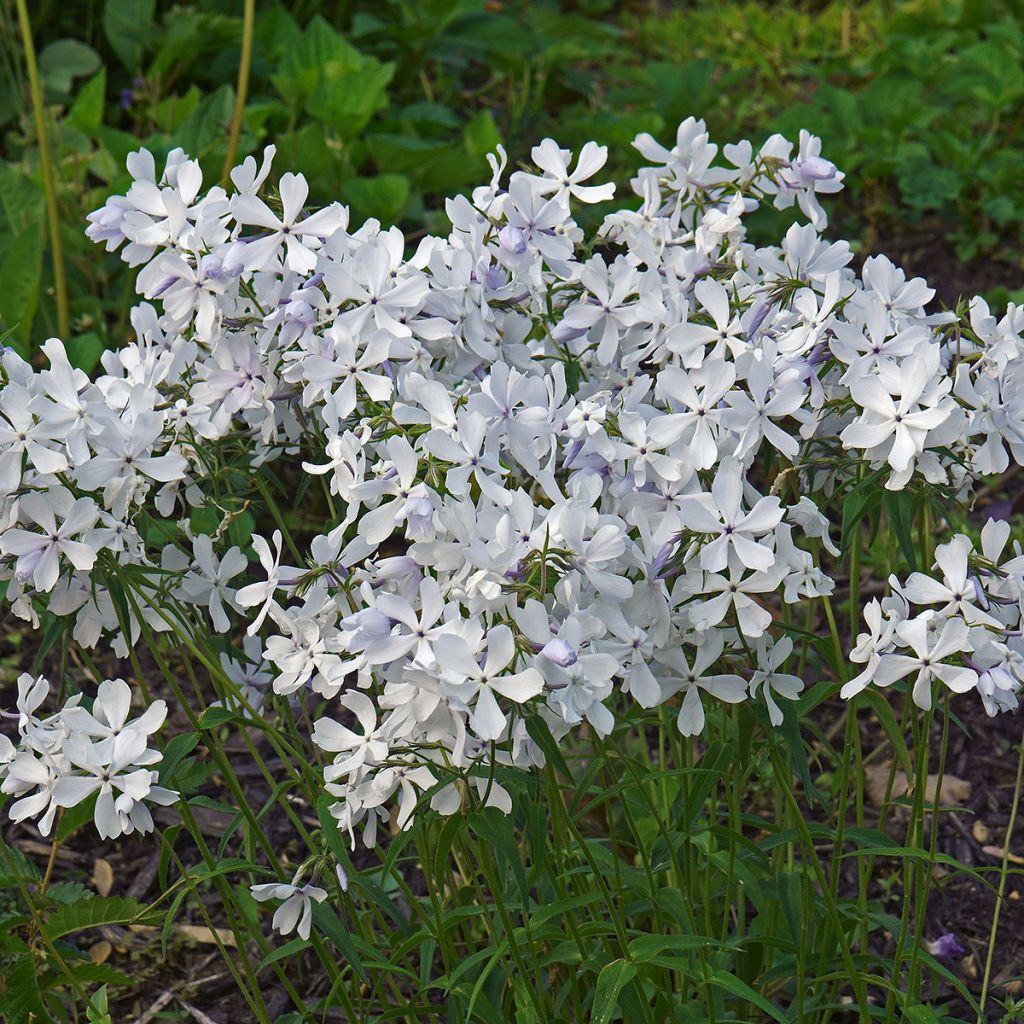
889,698,933,1015
222,0,256,186
979,717,1024,1020
907,691,950,1000
768,740,870,1022
15,0,69,340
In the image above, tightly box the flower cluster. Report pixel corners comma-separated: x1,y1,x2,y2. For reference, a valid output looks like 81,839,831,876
1,117,1022,851
844,523,1024,714
0,676,174,839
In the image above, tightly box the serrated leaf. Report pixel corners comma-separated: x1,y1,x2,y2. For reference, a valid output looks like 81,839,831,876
1,957,45,1024
273,16,392,137
46,880,95,906
45,896,144,939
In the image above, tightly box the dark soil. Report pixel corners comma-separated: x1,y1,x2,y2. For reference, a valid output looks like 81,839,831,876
864,219,1024,311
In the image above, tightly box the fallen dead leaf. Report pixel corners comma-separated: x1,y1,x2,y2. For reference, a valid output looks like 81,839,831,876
180,1001,220,1024
131,990,174,1024
88,939,112,965
177,925,236,947
982,845,1024,865
93,857,114,897
865,764,971,812
972,820,991,843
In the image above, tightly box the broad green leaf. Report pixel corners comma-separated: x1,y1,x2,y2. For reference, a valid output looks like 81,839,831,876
56,795,98,841
258,936,310,969
0,220,43,355
904,1004,942,1024
840,481,884,558
199,706,236,730
310,903,367,982
38,39,101,94
0,162,44,233
104,0,156,71
778,700,827,804
173,84,235,161
628,933,731,961
68,69,108,134
273,17,393,138
683,741,733,829
342,175,410,224
463,110,501,158
69,331,106,374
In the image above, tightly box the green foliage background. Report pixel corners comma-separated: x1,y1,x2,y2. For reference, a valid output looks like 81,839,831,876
2,0,1024,370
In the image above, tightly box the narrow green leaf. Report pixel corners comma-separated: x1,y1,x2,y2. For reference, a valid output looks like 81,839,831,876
311,903,367,982
883,489,917,571
860,690,913,776
628,933,731,961
258,936,310,969
158,731,200,785
591,959,637,1024
708,970,786,1023
468,807,528,907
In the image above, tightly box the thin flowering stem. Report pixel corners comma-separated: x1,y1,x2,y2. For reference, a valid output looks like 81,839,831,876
14,0,69,340
768,739,871,1022
221,0,255,187
979,717,1024,1020
907,690,951,1001
153,826,274,1021
889,697,935,1016
37,813,62,897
